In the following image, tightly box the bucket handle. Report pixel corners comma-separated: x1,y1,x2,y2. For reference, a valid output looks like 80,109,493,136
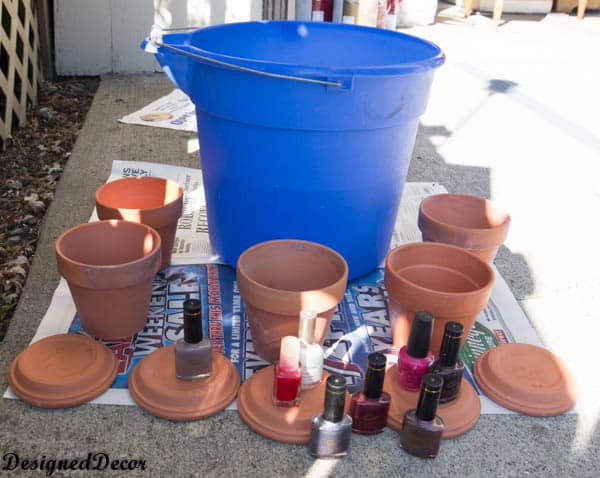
149,26,350,89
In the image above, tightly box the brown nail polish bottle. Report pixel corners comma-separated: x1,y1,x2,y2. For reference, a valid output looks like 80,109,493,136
175,298,212,380
431,321,465,403
400,374,445,458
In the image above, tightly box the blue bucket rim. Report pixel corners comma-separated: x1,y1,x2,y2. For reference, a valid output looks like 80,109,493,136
147,20,445,78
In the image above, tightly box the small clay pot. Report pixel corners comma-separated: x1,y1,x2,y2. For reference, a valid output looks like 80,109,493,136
56,220,162,340
418,194,510,263
384,242,494,354
95,176,183,270
237,240,348,362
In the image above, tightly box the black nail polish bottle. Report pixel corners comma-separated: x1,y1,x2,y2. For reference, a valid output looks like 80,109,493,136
431,321,465,403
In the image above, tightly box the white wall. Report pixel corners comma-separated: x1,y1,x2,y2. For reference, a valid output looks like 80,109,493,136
55,0,263,75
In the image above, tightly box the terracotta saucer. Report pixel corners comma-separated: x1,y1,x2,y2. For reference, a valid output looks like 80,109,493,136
129,346,240,421
8,334,118,408
237,366,350,444
383,364,481,439
474,343,576,416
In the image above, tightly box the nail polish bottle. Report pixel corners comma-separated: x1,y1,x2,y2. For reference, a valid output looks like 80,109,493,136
272,336,302,407
349,352,391,435
298,310,324,390
398,311,435,391
431,321,465,403
175,298,212,380
400,373,445,458
310,374,352,458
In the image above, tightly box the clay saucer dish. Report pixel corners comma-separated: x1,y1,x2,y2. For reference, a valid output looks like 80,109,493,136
474,343,577,416
383,364,480,438
129,346,240,421
9,334,118,408
237,365,349,444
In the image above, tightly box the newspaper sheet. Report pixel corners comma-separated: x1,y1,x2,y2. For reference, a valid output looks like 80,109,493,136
118,90,196,132
4,161,544,414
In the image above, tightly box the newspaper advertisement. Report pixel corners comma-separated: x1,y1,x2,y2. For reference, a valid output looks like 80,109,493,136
118,89,196,132
5,161,545,414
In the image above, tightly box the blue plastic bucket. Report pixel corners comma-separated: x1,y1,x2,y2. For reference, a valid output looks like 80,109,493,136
143,21,444,278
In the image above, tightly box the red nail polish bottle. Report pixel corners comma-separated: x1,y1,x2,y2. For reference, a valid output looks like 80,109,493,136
272,336,302,407
349,352,391,434
398,311,435,391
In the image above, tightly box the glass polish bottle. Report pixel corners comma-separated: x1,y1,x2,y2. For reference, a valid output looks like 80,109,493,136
175,298,212,380
298,310,324,390
349,352,391,434
431,321,465,403
398,311,435,391
400,373,445,458
272,336,302,407
310,374,352,458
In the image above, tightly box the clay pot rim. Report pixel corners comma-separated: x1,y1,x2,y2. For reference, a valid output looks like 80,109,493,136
95,176,184,215
419,194,510,247
385,242,495,300
237,239,349,300
55,220,162,271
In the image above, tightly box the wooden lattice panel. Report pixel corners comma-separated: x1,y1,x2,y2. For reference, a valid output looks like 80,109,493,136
0,0,39,143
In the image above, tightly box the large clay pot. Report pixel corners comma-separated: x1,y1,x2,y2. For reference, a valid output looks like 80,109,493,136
384,242,494,354
56,220,162,340
95,176,183,270
237,240,348,362
418,194,510,263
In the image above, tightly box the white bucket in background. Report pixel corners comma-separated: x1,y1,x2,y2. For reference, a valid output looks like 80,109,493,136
451,0,552,13
396,0,439,26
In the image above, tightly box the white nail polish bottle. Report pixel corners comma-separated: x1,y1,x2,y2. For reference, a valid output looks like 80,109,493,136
298,310,325,390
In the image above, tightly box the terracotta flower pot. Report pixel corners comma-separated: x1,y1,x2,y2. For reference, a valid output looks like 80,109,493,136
56,220,162,340
237,240,348,362
384,242,494,354
418,194,510,263
95,176,183,270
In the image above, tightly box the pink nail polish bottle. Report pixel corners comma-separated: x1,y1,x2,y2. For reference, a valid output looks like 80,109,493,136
398,311,435,391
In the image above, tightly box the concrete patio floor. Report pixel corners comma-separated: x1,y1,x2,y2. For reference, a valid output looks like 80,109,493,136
1,9,599,477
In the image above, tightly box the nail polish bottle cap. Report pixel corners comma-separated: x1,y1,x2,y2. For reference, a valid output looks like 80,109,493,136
406,311,434,358
279,336,300,370
439,321,463,367
298,310,317,344
363,352,387,399
183,298,203,344
323,374,347,423
416,373,443,421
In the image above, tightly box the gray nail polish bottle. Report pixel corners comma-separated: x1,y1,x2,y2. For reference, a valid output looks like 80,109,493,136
175,298,212,380
310,374,352,458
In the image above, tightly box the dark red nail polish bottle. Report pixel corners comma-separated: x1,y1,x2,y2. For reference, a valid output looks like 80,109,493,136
272,336,302,407
431,321,465,403
398,311,435,391
349,352,391,434
400,373,445,458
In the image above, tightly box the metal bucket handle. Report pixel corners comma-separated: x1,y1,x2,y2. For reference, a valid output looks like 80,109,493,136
149,26,349,89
